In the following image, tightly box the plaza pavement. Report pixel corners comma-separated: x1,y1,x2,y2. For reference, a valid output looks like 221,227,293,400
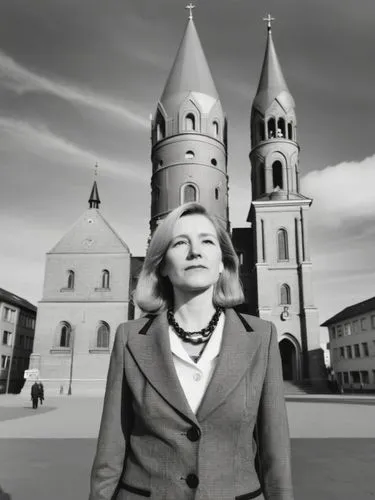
0,394,375,499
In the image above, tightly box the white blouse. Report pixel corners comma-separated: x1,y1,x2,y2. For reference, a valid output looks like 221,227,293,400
168,313,225,414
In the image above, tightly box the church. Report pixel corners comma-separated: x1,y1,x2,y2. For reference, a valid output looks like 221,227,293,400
26,9,326,395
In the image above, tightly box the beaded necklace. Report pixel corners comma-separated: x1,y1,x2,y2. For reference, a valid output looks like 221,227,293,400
167,306,223,345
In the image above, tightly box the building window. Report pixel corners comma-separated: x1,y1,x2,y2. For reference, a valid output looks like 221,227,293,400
182,184,198,203
354,344,360,358
215,187,219,200
339,347,345,358
343,372,349,384
97,322,110,348
351,371,360,384
361,371,369,384
337,325,343,338
331,326,336,340
280,284,291,305
185,113,196,131
67,270,75,289
344,323,351,336
3,307,16,323
371,315,375,329
259,163,266,194
211,158,217,166
272,161,283,189
185,150,195,160
277,118,285,138
346,346,352,359
101,270,110,289
59,323,71,348
362,342,369,357
213,120,219,138
156,117,165,141
1,355,9,369
277,229,289,261
2,331,12,346
361,317,367,331
353,320,359,334
258,121,265,141
267,118,276,138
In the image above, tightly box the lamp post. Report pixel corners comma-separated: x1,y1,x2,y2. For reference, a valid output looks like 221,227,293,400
67,328,75,395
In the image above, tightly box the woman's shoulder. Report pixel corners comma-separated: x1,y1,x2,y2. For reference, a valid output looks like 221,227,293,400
232,310,273,334
115,314,158,338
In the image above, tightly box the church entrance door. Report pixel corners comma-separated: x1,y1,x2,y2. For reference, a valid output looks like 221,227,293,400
279,338,297,381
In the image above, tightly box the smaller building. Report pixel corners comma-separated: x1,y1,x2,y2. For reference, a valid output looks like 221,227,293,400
322,296,375,392
0,288,37,393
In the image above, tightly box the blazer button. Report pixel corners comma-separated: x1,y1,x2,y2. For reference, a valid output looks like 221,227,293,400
187,426,201,442
186,473,199,489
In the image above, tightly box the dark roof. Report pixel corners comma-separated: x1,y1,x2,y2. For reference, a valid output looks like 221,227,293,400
321,296,375,327
0,288,37,313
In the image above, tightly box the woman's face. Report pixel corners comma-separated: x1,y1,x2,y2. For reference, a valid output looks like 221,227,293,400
161,213,224,295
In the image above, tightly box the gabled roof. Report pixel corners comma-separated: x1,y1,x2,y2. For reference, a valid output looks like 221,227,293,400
0,288,37,313
49,209,130,254
160,17,220,113
321,296,375,327
252,28,294,114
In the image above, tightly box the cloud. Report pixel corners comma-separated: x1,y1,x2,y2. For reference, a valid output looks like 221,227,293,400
0,117,148,182
301,154,375,227
0,49,149,128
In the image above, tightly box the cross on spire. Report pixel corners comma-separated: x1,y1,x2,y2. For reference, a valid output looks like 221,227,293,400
94,162,98,177
263,13,275,32
185,3,195,20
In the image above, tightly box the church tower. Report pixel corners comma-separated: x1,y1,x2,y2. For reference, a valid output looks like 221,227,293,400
245,17,325,386
150,6,229,232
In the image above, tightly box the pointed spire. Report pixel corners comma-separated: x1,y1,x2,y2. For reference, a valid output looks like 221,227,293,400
160,11,219,112
88,164,101,209
253,16,294,113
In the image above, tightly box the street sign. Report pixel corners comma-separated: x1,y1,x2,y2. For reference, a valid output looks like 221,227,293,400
24,369,39,380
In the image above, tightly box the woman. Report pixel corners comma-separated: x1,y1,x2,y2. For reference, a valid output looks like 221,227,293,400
90,202,293,500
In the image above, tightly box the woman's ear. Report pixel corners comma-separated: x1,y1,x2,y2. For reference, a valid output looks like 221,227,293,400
219,261,224,274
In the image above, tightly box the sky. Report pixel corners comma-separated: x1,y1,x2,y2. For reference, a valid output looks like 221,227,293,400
1,0,375,345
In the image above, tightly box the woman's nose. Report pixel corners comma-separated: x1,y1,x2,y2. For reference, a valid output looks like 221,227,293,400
188,240,202,257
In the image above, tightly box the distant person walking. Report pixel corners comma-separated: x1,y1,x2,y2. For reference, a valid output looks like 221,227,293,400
38,382,44,405
31,381,39,409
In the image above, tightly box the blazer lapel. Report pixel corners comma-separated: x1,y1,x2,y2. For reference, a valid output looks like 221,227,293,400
196,308,262,422
127,312,199,426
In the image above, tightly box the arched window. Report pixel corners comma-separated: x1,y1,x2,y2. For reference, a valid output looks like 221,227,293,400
67,270,75,289
156,118,165,141
97,322,110,348
60,322,71,347
185,150,195,160
183,184,197,203
277,229,289,261
288,122,293,140
259,121,265,141
213,120,219,138
277,118,285,138
268,118,276,139
185,113,196,131
280,284,291,304
101,270,110,289
259,163,266,194
272,161,283,189
215,187,219,200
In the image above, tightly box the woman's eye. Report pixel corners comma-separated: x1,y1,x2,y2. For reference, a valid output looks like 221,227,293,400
173,240,186,247
203,239,215,244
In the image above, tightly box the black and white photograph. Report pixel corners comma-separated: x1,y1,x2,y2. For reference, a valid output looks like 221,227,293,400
0,1,375,499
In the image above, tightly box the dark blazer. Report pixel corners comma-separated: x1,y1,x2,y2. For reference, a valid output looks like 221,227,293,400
89,308,293,500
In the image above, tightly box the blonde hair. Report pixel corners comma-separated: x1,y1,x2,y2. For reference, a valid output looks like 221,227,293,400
134,202,244,313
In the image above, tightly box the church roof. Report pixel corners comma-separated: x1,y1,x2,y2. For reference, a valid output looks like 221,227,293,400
321,296,375,327
0,287,37,313
49,209,130,254
252,27,295,114
160,17,220,113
